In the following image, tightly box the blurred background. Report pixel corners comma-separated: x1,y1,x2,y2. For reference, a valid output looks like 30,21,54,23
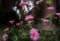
0,0,60,41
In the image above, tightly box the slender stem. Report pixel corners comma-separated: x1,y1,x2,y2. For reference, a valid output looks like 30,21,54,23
30,24,32,28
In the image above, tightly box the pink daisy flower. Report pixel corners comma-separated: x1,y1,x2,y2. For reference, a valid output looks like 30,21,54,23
3,33,8,41
29,28,39,40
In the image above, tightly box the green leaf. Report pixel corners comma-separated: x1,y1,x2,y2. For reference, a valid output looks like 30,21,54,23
47,1,51,6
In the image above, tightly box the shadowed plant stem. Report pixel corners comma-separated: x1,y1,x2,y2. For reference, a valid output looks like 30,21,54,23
30,24,32,28
33,40,37,41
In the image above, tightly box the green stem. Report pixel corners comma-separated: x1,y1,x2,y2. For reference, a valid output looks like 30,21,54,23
30,24,32,28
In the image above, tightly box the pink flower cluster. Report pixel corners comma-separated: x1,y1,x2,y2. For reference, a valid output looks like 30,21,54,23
47,6,54,10
29,28,39,40
25,15,33,20
19,2,28,6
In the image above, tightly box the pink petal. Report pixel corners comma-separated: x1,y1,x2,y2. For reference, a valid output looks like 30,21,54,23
3,33,8,41
3,27,9,32
47,6,54,10
55,13,60,16
25,15,33,20
16,23,20,26
9,20,14,24
19,2,28,6
41,18,49,23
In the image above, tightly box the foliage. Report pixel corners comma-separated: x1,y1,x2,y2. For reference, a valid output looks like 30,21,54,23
0,21,58,41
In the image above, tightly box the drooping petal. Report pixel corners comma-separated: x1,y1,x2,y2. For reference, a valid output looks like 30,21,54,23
55,13,60,16
3,27,9,32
